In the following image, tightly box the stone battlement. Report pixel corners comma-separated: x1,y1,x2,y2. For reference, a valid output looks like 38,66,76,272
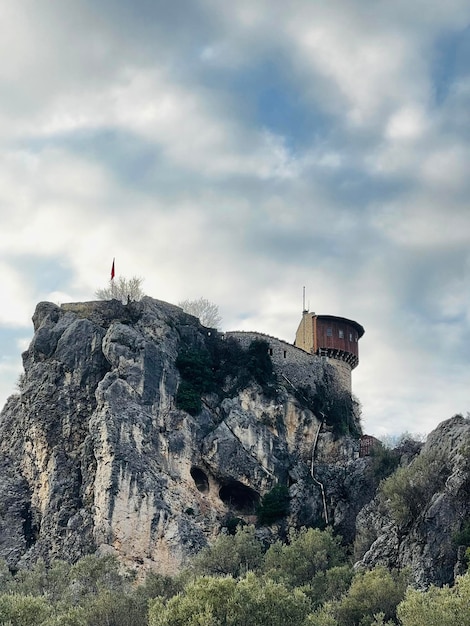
225,330,342,391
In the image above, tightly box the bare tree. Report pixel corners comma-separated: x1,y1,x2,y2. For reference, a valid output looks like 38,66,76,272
178,297,222,329
96,276,145,304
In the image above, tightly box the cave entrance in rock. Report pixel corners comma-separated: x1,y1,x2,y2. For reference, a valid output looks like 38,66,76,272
190,467,209,493
219,481,260,514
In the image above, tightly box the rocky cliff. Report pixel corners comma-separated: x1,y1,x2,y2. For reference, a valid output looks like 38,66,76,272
1,297,468,588
0,297,369,574
355,415,470,588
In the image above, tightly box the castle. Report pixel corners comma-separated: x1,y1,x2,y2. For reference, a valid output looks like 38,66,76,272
227,310,364,392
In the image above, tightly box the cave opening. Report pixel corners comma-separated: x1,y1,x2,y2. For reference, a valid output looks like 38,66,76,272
21,503,40,549
190,467,209,493
219,481,260,514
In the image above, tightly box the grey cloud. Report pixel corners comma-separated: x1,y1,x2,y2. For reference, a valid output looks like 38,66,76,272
1,1,469,436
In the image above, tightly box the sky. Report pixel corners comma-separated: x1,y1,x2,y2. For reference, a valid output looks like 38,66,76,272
0,1,469,439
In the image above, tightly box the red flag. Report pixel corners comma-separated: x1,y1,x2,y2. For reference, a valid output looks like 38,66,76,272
111,259,115,280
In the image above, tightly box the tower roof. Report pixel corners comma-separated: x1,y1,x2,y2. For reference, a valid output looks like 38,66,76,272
315,314,365,338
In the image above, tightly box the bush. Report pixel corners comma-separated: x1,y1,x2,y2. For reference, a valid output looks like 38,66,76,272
175,348,214,415
176,338,278,415
245,340,277,395
453,520,470,548
379,450,451,526
43,607,87,626
257,485,290,526
7,559,71,601
82,590,146,626
397,571,470,626
0,593,52,626
178,298,222,329
96,276,144,304
369,444,400,481
0,555,185,626
333,566,408,626
307,565,354,608
67,554,125,600
262,527,346,588
148,573,313,626
222,516,247,535
191,525,264,578
175,380,204,415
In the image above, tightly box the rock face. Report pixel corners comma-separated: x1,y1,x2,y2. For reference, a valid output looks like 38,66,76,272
0,297,372,574
355,415,470,588
2,297,469,587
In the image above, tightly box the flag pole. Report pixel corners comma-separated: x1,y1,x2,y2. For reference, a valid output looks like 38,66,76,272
111,258,115,299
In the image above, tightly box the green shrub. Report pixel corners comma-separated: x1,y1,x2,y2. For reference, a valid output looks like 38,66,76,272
0,593,52,626
7,559,72,602
67,554,125,600
263,527,346,588
83,590,145,626
222,516,247,535
257,485,290,525
453,520,470,548
175,380,203,415
42,606,87,626
369,444,400,481
397,571,470,626
307,565,354,608
133,571,182,604
175,348,213,415
148,572,313,626
176,338,278,415
245,339,277,395
333,566,408,626
379,450,450,526
191,525,264,578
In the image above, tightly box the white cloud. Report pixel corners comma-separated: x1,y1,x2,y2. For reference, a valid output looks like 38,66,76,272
385,106,429,141
0,263,34,327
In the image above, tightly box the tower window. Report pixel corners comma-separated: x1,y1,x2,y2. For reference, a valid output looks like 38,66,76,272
339,330,344,339
326,328,332,337
349,333,353,341
283,350,287,358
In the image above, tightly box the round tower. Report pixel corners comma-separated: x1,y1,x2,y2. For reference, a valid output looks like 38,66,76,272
294,311,364,390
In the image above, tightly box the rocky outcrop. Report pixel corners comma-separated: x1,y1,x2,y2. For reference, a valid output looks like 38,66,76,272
0,297,370,574
355,415,470,588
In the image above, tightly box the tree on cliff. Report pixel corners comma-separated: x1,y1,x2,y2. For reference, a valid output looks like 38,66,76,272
178,297,222,328
95,276,145,304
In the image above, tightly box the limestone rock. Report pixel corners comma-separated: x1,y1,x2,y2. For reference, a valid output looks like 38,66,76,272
0,297,368,574
355,415,470,588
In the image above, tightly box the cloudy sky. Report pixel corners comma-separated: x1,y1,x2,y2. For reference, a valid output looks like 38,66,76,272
1,0,469,438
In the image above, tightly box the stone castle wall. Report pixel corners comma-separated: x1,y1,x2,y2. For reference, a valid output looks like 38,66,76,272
224,330,351,392
327,359,352,392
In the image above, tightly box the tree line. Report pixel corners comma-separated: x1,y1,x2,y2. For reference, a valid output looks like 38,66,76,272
0,525,468,625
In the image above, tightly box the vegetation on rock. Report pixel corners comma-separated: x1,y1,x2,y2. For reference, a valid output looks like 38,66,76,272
294,367,361,438
368,443,401,481
256,484,290,525
175,337,278,415
379,449,451,527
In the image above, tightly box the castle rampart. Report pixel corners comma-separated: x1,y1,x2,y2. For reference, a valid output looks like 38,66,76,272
225,331,330,392
226,320,360,393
